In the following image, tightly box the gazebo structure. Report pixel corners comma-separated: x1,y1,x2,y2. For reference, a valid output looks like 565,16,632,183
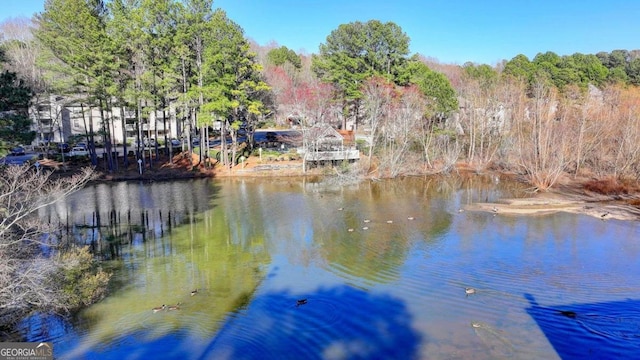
300,123,359,171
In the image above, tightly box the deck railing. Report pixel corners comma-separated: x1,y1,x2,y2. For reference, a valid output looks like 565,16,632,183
302,148,360,161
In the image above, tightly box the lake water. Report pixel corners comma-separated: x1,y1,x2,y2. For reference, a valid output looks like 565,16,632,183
8,177,640,359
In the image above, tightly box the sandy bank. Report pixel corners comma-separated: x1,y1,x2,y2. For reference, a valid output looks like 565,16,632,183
466,193,640,221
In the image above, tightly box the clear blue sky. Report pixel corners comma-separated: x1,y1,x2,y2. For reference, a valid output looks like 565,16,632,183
2,0,640,65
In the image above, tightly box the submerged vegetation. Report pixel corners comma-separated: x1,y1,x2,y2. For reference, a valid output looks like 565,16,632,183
58,246,111,310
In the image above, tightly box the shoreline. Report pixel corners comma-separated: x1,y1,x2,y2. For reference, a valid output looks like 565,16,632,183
43,153,640,222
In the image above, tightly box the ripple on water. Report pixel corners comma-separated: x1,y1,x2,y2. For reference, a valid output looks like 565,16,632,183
577,314,640,340
13,313,70,344
327,261,400,287
96,311,174,349
470,321,516,359
245,295,344,335
115,312,153,332
568,301,640,342
202,286,419,360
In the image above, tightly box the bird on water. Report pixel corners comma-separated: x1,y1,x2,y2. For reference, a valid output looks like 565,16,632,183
559,310,577,318
465,288,476,295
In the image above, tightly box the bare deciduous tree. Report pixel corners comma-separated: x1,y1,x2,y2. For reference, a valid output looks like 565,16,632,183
0,165,106,325
377,86,423,177
362,77,395,170
514,78,569,190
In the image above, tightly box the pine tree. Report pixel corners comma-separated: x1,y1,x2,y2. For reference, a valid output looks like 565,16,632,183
201,9,270,167
0,47,35,147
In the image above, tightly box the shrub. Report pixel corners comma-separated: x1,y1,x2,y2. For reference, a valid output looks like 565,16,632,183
584,178,629,195
58,246,111,310
628,198,640,207
356,139,369,152
0,165,98,327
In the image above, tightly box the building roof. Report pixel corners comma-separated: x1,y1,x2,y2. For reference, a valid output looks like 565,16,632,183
305,123,343,145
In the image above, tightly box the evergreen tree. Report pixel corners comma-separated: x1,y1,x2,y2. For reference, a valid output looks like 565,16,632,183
312,20,410,127
35,0,118,166
201,9,269,166
503,54,536,84
0,48,35,147
170,0,217,163
267,46,301,69
403,59,458,118
177,0,215,155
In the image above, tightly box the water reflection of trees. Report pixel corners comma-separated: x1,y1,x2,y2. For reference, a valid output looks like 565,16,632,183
309,175,528,286
40,180,217,260
61,286,422,359
310,178,455,286
58,185,272,357
44,176,534,357
43,176,527,290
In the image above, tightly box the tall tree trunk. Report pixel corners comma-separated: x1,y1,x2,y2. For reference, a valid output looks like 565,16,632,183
137,98,146,169
121,105,129,168
86,104,97,166
100,98,113,172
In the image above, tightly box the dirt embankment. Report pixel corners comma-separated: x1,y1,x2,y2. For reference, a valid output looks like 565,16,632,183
40,151,314,182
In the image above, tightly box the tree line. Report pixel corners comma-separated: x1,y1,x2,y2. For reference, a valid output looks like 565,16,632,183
451,52,640,189
1,1,640,187
1,0,270,169
258,23,640,187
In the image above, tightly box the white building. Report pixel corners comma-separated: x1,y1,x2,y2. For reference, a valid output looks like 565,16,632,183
30,95,182,146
